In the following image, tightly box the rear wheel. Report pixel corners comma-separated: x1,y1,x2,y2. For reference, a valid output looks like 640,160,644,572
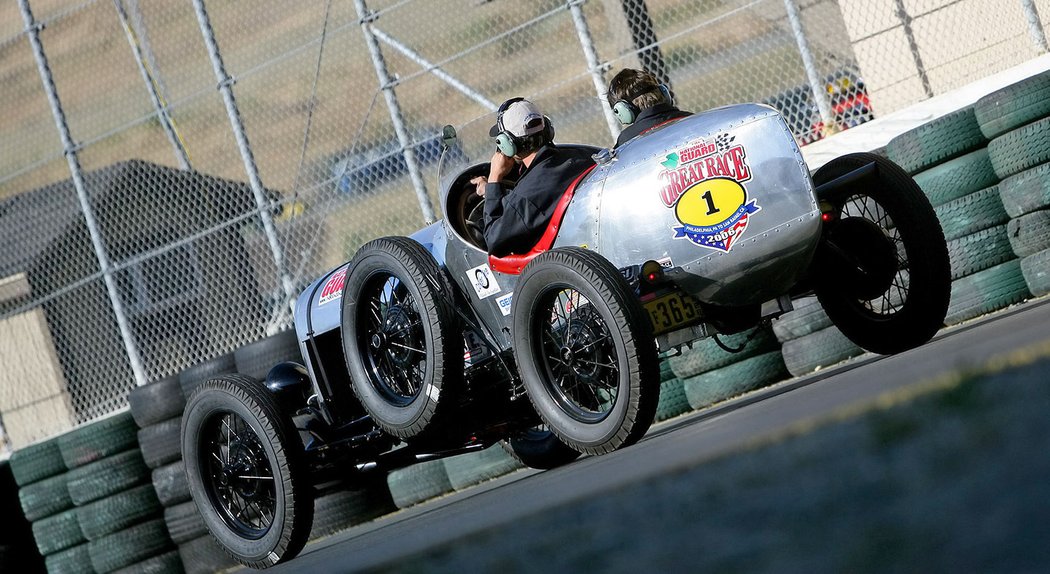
182,375,312,569
812,153,951,354
512,248,659,455
341,236,463,440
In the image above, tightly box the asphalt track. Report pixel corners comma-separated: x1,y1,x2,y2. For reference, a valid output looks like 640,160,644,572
258,297,1050,573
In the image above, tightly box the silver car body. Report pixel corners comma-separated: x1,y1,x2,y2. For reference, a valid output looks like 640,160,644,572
294,103,821,402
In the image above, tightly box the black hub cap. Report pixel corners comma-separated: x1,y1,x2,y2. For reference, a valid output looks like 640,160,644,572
835,194,911,315
358,274,427,406
534,288,619,422
202,412,276,540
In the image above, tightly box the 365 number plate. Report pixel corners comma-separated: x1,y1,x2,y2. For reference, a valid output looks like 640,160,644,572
644,291,700,335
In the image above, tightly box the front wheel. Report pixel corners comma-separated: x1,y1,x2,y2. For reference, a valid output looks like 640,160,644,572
512,248,659,456
181,375,312,569
812,153,951,354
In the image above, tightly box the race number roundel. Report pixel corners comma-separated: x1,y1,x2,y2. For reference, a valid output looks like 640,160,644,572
674,178,747,228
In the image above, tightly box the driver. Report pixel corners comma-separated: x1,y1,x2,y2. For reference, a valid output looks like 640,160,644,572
607,68,692,148
470,97,595,257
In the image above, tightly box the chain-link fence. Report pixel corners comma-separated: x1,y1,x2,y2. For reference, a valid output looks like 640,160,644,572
0,0,1046,449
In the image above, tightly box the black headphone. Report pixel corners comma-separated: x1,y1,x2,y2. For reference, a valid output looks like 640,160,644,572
493,98,555,157
612,84,672,125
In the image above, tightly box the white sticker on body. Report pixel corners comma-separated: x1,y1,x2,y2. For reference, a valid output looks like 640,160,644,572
496,292,514,316
467,263,501,299
317,265,348,306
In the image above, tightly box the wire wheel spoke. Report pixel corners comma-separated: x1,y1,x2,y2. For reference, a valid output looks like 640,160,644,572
203,411,277,538
359,271,428,404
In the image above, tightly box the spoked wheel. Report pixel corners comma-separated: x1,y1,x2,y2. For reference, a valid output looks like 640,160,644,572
182,375,312,569
512,247,659,455
342,236,462,439
812,153,950,354
501,425,581,470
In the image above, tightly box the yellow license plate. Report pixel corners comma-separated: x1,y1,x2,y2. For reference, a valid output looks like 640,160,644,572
644,291,700,336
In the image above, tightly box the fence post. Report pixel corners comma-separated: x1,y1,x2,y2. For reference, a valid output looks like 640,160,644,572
569,0,622,141
18,0,149,386
190,0,297,307
782,0,836,135
113,0,191,171
893,0,934,99
354,0,436,224
1021,0,1049,54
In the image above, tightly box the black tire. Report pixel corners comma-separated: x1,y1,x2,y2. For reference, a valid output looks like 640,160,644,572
988,116,1050,179
178,353,236,399
177,535,237,574
181,374,313,569
31,509,83,556
1007,209,1050,258
164,500,207,545
9,437,65,486
76,484,161,542
341,236,463,440
19,472,72,522
781,325,865,378
812,153,951,354
975,71,1050,138
235,330,302,381
386,460,454,509
683,350,788,409
45,543,93,574
913,148,998,207
946,259,1030,324
66,449,149,506
309,486,396,540
886,107,986,174
500,426,581,470
667,326,777,379
948,225,1013,280
933,185,1008,241
58,411,138,469
512,247,659,455
443,446,523,491
111,550,183,574
999,161,1050,218
129,377,184,429
138,418,183,470
771,296,832,343
152,461,190,507
87,519,172,574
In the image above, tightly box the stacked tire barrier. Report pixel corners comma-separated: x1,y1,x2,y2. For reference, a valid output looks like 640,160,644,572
890,101,1031,325
668,326,789,411
11,413,179,574
773,297,865,377
4,445,51,572
654,354,690,422
978,72,1050,300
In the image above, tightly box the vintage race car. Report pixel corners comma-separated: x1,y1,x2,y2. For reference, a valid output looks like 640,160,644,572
180,101,950,568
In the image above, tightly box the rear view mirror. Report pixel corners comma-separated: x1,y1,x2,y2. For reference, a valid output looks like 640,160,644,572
442,125,457,148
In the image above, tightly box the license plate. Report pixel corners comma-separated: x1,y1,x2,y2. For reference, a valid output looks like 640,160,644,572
644,291,700,336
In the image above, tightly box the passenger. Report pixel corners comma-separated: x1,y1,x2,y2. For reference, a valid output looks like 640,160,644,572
607,68,692,148
470,97,595,257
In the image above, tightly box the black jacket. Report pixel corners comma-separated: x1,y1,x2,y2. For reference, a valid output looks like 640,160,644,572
614,103,692,148
483,144,595,257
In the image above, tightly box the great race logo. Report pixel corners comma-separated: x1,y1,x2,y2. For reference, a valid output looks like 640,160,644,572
658,134,760,253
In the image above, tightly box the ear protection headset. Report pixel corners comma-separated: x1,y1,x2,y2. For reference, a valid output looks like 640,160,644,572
612,83,672,125
493,98,555,157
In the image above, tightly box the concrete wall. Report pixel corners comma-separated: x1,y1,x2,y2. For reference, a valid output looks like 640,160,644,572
840,0,1045,115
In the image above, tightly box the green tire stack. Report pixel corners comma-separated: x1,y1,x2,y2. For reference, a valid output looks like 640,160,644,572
979,72,1050,300
667,325,788,411
772,297,864,377
889,103,1028,325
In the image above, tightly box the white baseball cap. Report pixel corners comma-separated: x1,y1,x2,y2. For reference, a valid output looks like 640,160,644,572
489,99,546,138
